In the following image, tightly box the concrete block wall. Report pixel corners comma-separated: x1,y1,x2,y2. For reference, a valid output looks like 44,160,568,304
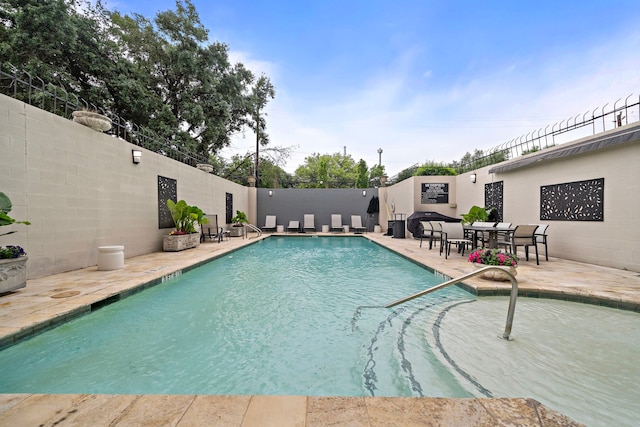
0,95,249,279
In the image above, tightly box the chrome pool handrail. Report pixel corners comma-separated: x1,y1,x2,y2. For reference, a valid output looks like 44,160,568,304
385,266,519,340
245,223,263,238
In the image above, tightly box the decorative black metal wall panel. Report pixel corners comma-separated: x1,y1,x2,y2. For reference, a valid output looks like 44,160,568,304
540,178,604,221
158,176,177,229
225,193,233,224
484,181,504,221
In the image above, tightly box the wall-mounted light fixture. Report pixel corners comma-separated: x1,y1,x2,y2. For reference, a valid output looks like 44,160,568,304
362,190,367,197
268,190,273,197
469,173,476,183
132,149,142,164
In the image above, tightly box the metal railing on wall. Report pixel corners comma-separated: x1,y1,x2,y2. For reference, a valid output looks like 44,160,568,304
457,93,640,173
0,62,210,167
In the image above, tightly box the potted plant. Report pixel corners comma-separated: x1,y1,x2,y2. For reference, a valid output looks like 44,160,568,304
163,199,208,251
72,108,112,132
460,205,494,225
0,192,30,293
229,210,248,237
468,248,518,281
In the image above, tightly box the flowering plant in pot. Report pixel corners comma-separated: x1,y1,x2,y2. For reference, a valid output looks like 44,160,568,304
468,248,518,280
163,199,208,251
0,192,30,292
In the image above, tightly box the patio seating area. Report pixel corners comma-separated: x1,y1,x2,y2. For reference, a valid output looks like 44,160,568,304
0,231,638,425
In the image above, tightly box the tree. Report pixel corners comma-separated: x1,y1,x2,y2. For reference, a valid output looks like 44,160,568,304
108,0,274,157
394,164,419,184
294,153,359,188
355,160,369,188
415,162,457,176
368,164,386,186
218,146,293,188
1,0,276,161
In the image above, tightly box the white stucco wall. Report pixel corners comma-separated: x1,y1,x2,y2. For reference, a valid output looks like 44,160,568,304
383,125,639,272
1,93,638,275
0,95,249,279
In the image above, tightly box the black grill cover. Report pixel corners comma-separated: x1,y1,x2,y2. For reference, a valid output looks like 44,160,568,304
406,211,461,237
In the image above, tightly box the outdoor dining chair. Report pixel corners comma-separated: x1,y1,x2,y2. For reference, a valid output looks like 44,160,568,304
440,222,472,259
496,224,540,265
201,214,224,243
535,224,550,261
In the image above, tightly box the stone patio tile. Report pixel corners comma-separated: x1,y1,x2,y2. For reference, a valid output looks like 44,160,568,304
178,395,251,427
0,394,85,426
307,396,369,426
477,397,585,426
242,395,306,427
364,396,432,426
114,394,195,426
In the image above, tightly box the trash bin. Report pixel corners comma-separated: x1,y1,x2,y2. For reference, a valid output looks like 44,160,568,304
386,220,395,236
392,214,406,239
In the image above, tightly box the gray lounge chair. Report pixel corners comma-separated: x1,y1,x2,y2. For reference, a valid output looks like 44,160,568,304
286,220,300,233
330,214,343,233
262,215,277,232
303,214,315,233
351,215,366,234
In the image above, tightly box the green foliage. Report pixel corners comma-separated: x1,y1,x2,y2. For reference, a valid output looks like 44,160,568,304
522,146,541,155
0,245,26,259
0,192,30,236
231,210,249,226
294,153,359,188
453,149,509,173
368,164,386,185
218,148,293,188
355,159,369,188
166,199,208,234
415,163,457,176
460,205,493,225
2,0,275,160
394,164,419,184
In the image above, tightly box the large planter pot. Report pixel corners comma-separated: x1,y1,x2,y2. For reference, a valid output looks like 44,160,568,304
229,226,245,237
72,110,112,132
0,256,28,293
472,263,517,281
163,233,201,252
196,164,213,173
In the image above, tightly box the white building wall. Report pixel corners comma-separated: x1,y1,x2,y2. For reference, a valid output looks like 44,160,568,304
0,95,249,279
1,93,638,275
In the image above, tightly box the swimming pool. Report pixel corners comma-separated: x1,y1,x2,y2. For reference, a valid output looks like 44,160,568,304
0,236,637,426
0,237,476,397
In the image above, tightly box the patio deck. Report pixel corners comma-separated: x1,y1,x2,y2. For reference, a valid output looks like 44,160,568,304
2,231,638,426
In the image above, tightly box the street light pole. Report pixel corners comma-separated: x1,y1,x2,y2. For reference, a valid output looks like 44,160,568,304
255,106,259,188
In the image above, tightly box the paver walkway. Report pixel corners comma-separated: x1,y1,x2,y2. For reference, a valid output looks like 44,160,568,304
3,231,638,425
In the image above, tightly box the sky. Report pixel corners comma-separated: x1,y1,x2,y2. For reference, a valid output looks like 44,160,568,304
108,0,640,177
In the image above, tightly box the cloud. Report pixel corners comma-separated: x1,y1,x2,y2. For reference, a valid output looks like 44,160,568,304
226,28,640,177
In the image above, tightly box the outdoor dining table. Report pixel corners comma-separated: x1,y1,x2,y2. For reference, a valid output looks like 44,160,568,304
463,225,515,249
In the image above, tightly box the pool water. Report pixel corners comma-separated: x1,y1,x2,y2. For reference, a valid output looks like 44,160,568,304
0,237,476,397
